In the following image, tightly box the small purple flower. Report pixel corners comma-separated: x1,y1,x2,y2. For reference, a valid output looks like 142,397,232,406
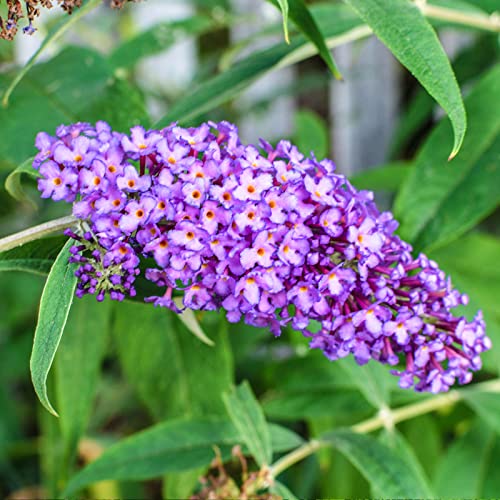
116,165,151,192
122,126,161,156
38,161,78,201
169,221,208,252
53,136,93,167
240,231,275,269
233,169,273,202
119,197,156,233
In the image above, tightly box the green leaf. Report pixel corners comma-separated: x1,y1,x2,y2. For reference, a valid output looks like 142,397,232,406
433,420,495,498
109,15,218,69
380,430,434,498
113,303,232,421
261,353,372,422
343,0,466,158
269,0,342,78
322,429,433,498
395,63,500,251
63,417,301,495
0,236,66,275
55,296,111,467
263,388,372,422
4,157,40,206
63,418,236,495
268,423,304,452
30,239,77,416
154,4,364,127
389,35,499,158
349,161,412,192
275,0,290,43
223,381,272,466
173,297,214,346
1,0,101,107
337,357,391,409
294,109,329,159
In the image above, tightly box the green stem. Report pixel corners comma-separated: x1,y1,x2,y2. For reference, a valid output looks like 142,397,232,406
419,3,500,33
0,215,77,252
270,378,500,478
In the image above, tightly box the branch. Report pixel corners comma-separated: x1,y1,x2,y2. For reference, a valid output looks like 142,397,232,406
418,3,500,33
0,215,77,252
270,378,500,478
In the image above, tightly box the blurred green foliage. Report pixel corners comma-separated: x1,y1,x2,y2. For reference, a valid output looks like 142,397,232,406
0,0,499,498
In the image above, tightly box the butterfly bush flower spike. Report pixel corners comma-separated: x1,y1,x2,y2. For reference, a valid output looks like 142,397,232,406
34,120,491,393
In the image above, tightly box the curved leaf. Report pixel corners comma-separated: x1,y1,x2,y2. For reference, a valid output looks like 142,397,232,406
322,429,434,498
274,0,290,43
30,239,77,416
5,157,39,206
63,417,302,495
343,0,466,158
173,297,214,346
2,0,101,107
223,381,272,466
395,64,500,251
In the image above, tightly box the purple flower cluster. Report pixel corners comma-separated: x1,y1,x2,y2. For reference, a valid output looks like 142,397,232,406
34,120,491,393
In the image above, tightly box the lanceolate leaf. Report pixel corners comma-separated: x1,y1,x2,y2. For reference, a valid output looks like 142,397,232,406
223,381,272,466
173,297,214,346
30,239,77,416
381,430,435,498
274,0,290,43
343,0,466,158
63,417,302,495
322,430,433,498
395,64,500,251
389,35,499,158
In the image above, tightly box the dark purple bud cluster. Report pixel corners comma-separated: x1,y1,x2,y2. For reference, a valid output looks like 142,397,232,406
34,120,490,393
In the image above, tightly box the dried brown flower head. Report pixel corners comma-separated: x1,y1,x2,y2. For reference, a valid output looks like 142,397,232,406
191,446,280,500
0,0,139,40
